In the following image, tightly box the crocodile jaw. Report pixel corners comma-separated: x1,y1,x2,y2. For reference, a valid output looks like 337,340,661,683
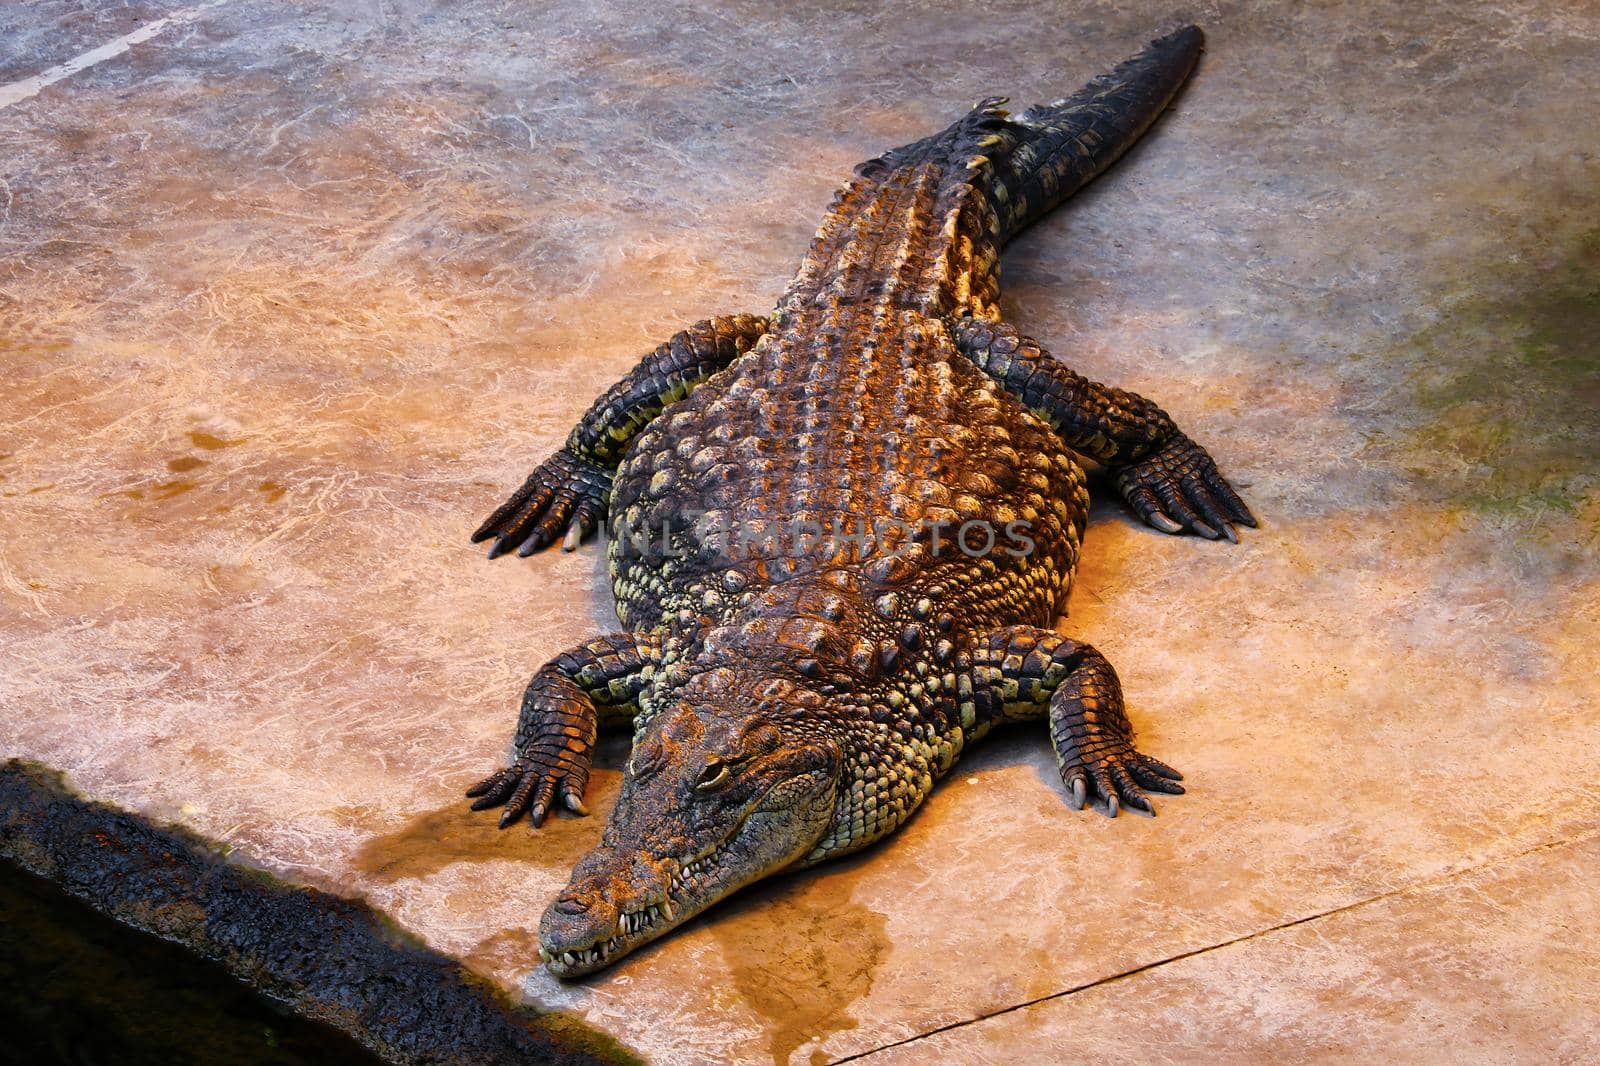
538,766,837,978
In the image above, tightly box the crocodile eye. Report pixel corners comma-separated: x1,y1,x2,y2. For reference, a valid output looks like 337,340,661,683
693,761,732,791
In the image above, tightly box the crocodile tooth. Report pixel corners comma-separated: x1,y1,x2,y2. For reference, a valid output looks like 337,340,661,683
563,952,578,966
661,896,675,919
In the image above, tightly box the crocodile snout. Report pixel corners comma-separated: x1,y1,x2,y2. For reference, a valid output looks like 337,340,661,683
540,883,619,957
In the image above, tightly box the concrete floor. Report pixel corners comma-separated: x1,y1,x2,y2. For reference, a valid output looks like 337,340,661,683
2,0,1597,1062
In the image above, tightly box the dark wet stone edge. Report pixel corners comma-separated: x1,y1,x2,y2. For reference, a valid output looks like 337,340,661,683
0,759,641,1066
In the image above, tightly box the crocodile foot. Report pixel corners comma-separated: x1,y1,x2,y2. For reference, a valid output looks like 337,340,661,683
1116,432,1255,542
1059,744,1185,817
466,680,597,829
467,750,593,829
471,447,610,558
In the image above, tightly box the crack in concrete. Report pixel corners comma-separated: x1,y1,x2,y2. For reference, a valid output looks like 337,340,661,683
830,825,1600,1063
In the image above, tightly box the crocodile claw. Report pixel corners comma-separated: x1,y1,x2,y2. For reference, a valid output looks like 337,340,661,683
1060,748,1183,819
467,752,593,831
472,447,610,559
1116,432,1255,541
1144,511,1183,535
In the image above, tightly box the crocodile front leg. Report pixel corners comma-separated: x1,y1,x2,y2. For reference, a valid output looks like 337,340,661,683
473,313,769,558
950,317,1255,541
467,631,661,828
970,626,1185,816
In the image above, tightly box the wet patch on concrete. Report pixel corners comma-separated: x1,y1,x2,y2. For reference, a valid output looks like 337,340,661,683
713,876,890,1065
465,926,542,979
352,791,611,884
189,430,244,450
353,731,634,884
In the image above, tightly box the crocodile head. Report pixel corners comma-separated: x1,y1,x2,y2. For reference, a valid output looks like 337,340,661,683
538,676,841,977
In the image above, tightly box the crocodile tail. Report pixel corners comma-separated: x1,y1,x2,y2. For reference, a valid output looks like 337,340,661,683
990,25,1204,242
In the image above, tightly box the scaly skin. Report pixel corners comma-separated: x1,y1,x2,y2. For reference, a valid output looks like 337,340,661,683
466,25,1254,978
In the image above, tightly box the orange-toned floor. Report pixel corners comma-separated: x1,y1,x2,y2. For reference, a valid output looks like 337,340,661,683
2,1,1597,1061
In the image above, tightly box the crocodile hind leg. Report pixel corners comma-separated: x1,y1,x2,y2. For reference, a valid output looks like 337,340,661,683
474,313,769,558
950,317,1255,542
969,626,1185,816
467,631,661,828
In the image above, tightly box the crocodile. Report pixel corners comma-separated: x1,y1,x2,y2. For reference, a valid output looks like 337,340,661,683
466,24,1253,978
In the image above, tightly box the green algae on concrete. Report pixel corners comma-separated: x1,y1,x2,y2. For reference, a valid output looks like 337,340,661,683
1370,226,1599,555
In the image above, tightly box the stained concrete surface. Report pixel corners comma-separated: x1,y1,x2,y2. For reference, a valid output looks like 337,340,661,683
1,0,1597,1062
